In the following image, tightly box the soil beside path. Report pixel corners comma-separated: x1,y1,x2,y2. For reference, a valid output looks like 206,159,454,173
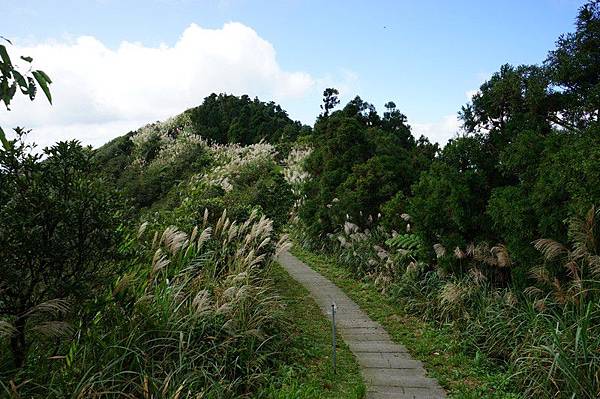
278,251,446,399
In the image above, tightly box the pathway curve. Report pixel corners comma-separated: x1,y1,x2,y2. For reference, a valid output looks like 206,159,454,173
278,251,446,399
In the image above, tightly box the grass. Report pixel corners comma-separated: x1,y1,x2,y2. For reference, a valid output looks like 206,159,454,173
258,261,365,399
291,246,522,399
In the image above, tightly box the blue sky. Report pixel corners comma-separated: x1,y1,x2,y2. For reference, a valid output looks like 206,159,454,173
0,0,587,147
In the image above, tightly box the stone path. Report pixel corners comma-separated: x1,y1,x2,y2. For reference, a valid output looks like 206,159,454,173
278,251,446,399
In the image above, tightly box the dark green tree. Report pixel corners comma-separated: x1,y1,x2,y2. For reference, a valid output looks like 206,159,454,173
546,0,600,129
320,88,340,118
0,133,121,367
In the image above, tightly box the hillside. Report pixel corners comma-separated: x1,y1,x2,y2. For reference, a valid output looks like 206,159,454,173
92,93,310,211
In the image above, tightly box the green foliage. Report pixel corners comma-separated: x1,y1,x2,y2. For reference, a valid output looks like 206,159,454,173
290,5,600,398
300,112,373,237
0,211,296,397
409,153,490,251
386,233,425,253
319,87,340,118
291,247,520,398
185,93,307,145
300,95,433,239
0,38,52,147
546,0,600,129
168,156,293,234
379,191,409,232
0,132,122,368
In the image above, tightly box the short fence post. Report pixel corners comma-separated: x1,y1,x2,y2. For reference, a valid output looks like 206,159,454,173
331,302,336,374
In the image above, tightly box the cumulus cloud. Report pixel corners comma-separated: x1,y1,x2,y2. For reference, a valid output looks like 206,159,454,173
0,23,315,148
412,114,462,146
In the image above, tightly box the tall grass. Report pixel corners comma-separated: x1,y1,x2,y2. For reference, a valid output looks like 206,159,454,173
293,207,600,398
1,210,292,398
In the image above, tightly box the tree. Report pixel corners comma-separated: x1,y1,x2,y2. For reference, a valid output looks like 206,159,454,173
546,0,600,129
301,96,429,238
409,136,492,252
0,132,121,367
320,88,340,117
184,93,306,145
0,38,52,147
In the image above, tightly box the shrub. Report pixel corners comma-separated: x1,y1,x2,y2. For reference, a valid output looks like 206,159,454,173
0,133,122,368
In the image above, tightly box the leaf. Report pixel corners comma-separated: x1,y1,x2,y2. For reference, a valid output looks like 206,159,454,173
12,70,28,93
0,44,12,67
20,55,33,63
27,76,36,100
0,126,8,150
0,36,12,45
32,70,52,104
34,69,52,84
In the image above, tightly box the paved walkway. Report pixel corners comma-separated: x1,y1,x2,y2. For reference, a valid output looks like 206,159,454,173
278,251,446,399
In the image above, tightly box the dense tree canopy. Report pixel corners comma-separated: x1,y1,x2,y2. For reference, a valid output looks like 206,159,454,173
184,93,309,145
300,94,437,238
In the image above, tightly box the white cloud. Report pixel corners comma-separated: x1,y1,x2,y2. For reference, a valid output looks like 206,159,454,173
412,114,461,146
1,22,315,147
465,89,479,100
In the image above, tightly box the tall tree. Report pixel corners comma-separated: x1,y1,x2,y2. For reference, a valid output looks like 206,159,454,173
320,88,340,118
546,0,600,129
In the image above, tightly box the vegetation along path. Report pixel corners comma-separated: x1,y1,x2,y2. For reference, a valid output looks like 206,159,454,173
278,251,446,399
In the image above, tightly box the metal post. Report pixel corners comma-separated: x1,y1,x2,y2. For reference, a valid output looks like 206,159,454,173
331,302,336,374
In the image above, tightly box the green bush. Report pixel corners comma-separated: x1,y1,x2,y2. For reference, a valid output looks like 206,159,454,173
0,133,122,369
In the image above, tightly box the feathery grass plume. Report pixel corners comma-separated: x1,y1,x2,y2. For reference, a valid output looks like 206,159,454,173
31,321,74,338
227,221,238,244
344,221,359,235
453,246,465,259
250,253,266,267
433,243,446,258
151,230,160,249
491,244,512,267
568,205,597,259
113,272,136,296
465,243,475,257
503,291,517,307
223,286,238,301
215,209,227,235
439,282,464,308
241,209,258,233
9,208,289,397
202,208,209,228
161,226,189,255
530,265,551,285
183,240,196,259
469,267,486,285
524,285,544,297
0,320,17,338
152,248,171,275
197,227,212,248
531,206,600,304
190,225,199,243
373,245,389,260
533,238,568,261
221,218,231,238
283,145,312,204
138,222,149,239
24,298,70,318
274,234,292,258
